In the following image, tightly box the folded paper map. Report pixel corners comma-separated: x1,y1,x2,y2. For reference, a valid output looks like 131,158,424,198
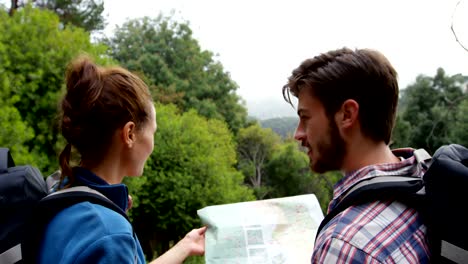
197,194,324,264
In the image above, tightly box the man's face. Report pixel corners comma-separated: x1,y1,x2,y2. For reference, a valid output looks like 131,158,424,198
294,89,346,173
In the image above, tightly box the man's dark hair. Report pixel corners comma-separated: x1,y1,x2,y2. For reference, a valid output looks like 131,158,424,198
283,47,399,144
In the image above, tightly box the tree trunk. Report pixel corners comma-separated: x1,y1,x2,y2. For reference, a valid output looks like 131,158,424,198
9,0,18,16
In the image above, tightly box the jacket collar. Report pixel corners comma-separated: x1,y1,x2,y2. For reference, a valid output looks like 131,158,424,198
73,167,129,212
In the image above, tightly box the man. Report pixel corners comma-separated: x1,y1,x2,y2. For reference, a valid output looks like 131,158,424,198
283,48,430,263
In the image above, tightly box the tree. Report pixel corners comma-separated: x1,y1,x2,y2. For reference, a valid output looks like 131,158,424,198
128,104,254,260
106,16,248,133
397,68,467,153
449,98,468,147
264,140,341,213
7,0,19,15
0,105,35,165
0,6,109,173
390,115,412,148
260,117,299,138
6,0,105,31
237,123,281,199
38,0,105,31
0,10,35,164
265,140,311,198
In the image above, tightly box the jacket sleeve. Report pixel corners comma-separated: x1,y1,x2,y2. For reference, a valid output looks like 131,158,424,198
73,233,138,264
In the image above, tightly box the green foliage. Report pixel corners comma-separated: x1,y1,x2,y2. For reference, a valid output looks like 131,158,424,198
264,140,341,213
391,115,412,148
131,104,254,259
395,68,467,153
106,15,248,133
236,124,341,211
0,105,36,165
450,99,468,147
0,5,109,173
265,141,310,198
6,0,105,31
308,171,342,213
260,116,299,138
183,256,204,264
122,175,147,219
35,0,105,31
237,123,281,198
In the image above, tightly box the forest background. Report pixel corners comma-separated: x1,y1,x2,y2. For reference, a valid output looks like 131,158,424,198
0,1,467,263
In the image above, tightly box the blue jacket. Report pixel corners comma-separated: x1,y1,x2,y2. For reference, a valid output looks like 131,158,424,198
39,167,146,263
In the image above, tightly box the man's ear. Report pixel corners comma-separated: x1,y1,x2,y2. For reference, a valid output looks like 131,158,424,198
122,121,136,148
336,99,359,129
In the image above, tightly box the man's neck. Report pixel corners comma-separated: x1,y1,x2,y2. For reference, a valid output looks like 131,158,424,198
341,140,400,174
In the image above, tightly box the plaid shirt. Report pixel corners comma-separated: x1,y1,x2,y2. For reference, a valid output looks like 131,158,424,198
312,148,431,263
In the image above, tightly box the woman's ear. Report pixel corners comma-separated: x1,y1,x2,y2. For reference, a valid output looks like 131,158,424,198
336,99,359,129
122,121,136,148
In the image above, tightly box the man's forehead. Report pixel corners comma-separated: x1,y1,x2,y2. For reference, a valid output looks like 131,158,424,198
297,89,325,114
297,98,312,116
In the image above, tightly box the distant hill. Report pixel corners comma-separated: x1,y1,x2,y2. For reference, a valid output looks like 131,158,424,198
260,116,298,138
245,96,298,138
245,96,296,120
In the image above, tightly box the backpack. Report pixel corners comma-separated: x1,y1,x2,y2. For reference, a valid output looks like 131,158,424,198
0,148,131,264
316,144,468,264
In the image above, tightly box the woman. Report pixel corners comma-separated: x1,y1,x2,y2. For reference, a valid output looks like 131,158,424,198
38,56,206,263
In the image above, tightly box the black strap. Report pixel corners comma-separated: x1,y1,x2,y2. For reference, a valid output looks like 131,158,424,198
0,148,15,173
22,189,133,263
315,178,425,241
39,191,130,222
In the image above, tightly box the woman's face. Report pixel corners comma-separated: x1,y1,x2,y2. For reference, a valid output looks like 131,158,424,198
126,104,157,176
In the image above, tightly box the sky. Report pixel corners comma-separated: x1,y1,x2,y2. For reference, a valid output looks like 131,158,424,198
3,0,467,117
103,0,468,106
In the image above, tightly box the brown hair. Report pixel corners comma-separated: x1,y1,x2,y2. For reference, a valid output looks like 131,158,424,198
283,48,399,144
59,56,152,186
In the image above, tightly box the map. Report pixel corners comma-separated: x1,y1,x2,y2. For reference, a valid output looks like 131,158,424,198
197,194,324,264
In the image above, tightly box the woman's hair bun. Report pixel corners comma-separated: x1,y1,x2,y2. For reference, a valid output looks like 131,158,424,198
59,55,152,186
65,55,100,93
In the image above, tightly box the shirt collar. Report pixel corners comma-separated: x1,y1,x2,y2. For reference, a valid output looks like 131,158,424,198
73,167,129,212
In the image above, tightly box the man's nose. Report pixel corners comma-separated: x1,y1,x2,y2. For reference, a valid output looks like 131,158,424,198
294,124,305,141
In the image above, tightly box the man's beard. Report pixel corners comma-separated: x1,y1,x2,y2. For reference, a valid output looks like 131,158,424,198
310,121,346,173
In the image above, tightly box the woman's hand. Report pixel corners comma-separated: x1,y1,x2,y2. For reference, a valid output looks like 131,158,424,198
179,226,207,256
149,226,207,264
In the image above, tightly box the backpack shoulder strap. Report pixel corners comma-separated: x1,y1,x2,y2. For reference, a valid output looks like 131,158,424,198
0,147,15,173
22,186,132,263
315,175,425,241
315,148,432,242
41,186,129,221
